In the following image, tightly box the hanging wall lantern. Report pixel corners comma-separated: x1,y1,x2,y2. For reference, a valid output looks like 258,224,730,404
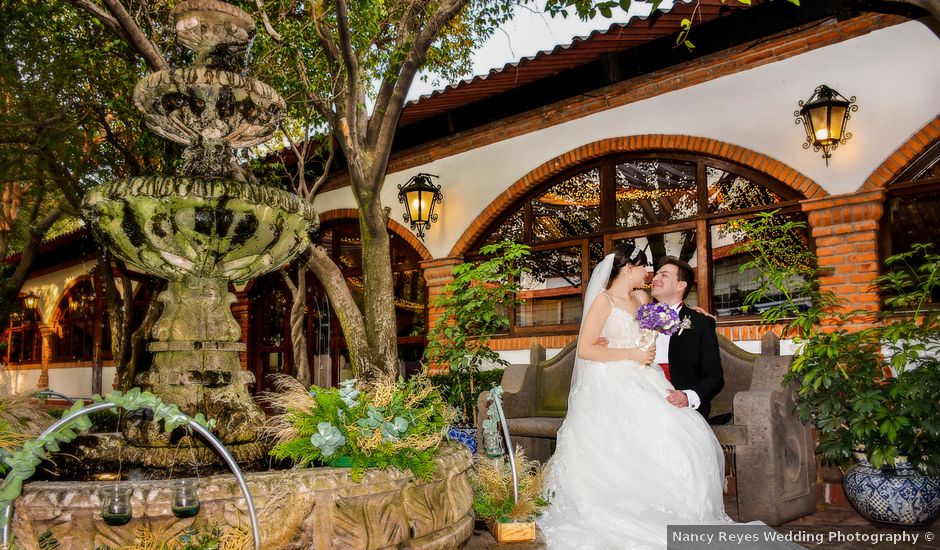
398,173,442,241
22,291,40,311
795,85,858,166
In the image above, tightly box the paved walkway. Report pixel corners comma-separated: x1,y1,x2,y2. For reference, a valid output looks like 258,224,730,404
462,495,940,549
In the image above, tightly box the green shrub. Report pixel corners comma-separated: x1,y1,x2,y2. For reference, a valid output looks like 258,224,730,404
267,375,455,481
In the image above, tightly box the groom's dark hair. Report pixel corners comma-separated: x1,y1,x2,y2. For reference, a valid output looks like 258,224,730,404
658,256,695,300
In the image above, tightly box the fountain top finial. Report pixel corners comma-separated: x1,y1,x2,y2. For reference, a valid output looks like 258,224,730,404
133,0,283,180
171,0,256,65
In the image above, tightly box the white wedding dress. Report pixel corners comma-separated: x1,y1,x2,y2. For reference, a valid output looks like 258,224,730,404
538,299,731,549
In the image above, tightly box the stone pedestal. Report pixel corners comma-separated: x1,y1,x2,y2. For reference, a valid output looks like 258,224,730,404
123,276,265,447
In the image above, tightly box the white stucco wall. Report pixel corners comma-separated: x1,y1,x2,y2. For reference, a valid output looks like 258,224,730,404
47,367,116,399
2,368,42,394
314,19,940,260
20,262,97,324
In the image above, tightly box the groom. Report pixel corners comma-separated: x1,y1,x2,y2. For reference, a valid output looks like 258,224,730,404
650,256,724,420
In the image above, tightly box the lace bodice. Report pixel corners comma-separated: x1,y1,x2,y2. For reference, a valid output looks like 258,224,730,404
599,303,642,349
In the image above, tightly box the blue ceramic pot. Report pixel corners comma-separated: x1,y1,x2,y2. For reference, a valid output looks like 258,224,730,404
843,452,940,528
447,426,478,455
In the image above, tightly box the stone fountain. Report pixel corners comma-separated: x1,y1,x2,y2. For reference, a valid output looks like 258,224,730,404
10,3,474,547
82,0,315,467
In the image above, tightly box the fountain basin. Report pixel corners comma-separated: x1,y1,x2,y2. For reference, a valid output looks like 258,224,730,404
83,176,316,283
11,443,473,549
134,68,285,148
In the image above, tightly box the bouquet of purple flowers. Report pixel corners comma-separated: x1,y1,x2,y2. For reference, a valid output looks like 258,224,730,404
636,302,681,336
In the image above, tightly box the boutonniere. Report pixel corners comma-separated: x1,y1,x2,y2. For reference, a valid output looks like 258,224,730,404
677,316,693,336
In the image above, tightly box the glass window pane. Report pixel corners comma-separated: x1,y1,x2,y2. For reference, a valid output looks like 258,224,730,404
616,230,698,307
484,209,524,245
394,268,427,336
515,246,583,327
532,170,601,241
710,219,811,316
707,166,783,213
615,160,697,228
887,190,940,305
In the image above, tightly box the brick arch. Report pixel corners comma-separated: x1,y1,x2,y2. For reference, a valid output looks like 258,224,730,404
52,274,94,325
318,208,432,261
450,135,826,257
861,116,940,191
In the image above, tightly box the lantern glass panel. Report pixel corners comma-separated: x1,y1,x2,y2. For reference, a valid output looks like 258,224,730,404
808,105,830,144
828,104,847,141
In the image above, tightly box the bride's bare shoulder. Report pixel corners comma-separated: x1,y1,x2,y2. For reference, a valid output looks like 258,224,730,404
633,289,651,305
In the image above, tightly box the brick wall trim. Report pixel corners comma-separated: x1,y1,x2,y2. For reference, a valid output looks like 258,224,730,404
861,115,940,191
450,135,825,257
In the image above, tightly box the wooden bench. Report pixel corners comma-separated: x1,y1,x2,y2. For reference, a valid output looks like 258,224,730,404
477,333,817,525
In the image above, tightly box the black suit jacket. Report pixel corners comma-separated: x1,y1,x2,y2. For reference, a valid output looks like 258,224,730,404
667,306,724,419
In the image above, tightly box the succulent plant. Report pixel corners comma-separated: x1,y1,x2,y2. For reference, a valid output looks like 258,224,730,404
310,422,346,457
338,378,360,408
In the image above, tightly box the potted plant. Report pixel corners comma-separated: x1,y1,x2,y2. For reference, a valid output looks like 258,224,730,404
736,213,940,527
470,447,549,543
265,375,454,481
423,240,529,452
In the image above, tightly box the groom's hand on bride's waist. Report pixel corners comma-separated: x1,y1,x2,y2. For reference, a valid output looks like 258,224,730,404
666,389,690,408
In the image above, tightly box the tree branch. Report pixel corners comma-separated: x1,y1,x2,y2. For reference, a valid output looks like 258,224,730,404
372,0,469,159
96,107,142,175
254,0,283,42
100,0,168,71
333,0,364,148
69,0,132,44
305,244,375,379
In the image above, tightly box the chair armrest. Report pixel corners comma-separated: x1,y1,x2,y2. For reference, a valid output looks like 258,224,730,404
475,363,538,444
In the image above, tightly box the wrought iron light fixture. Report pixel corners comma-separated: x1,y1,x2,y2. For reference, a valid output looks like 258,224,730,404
22,291,40,311
398,173,442,241
795,85,858,166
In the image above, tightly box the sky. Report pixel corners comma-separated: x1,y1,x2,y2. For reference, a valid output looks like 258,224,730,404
406,0,676,102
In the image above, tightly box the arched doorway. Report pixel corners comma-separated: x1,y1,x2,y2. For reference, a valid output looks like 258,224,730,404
249,219,428,391
313,220,428,385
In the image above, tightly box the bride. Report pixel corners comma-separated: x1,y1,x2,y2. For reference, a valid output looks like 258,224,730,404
537,242,731,549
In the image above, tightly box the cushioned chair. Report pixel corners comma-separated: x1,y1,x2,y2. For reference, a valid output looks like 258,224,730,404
477,332,817,525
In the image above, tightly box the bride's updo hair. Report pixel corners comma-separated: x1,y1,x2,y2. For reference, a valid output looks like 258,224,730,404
607,242,647,287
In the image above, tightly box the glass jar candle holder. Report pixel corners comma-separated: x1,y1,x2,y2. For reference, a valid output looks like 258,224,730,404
100,485,133,526
171,478,201,518
483,430,505,458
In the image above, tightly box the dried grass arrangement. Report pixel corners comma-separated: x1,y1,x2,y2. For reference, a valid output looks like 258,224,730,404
264,374,455,481
1,369,52,475
471,447,549,524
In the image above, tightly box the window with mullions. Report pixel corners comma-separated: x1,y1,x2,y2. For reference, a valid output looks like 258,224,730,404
52,278,111,361
469,152,805,333
884,142,940,305
3,309,41,364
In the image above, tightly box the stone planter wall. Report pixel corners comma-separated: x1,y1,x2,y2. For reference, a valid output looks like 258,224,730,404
12,443,473,549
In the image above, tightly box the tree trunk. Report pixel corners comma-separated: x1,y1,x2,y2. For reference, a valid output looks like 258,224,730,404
358,196,400,379
305,243,375,380
122,279,163,390
94,252,135,391
282,266,311,386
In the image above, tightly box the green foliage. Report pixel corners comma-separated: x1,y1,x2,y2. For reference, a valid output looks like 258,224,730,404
0,389,216,528
269,376,454,481
430,368,505,424
737,215,940,474
423,241,528,424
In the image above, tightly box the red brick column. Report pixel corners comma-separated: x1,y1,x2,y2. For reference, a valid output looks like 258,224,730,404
420,257,463,374
802,190,885,325
37,323,55,389
232,289,251,372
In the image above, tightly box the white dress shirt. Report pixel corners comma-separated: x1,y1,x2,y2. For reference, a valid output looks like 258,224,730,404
653,303,701,410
